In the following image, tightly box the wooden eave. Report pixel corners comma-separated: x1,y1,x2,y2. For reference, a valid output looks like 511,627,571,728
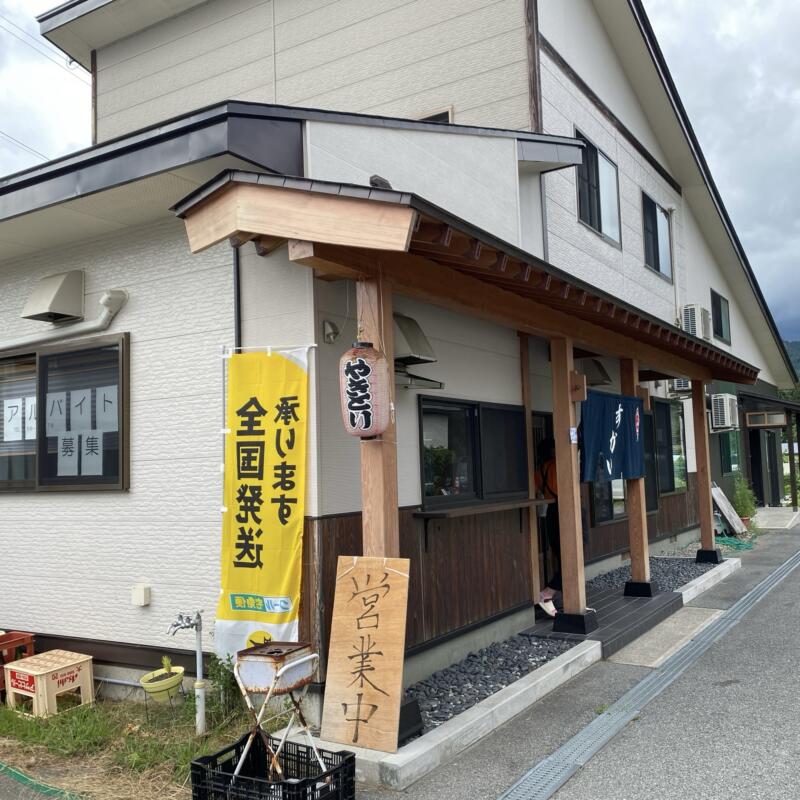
175,173,759,385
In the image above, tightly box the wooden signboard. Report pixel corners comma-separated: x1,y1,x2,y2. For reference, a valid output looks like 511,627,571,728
321,555,409,753
712,484,747,535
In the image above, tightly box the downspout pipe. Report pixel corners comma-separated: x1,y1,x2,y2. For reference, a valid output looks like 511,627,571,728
232,245,242,350
0,289,128,355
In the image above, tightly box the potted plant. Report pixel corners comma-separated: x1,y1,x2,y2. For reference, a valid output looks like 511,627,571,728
731,470,757,527
140,655,185,702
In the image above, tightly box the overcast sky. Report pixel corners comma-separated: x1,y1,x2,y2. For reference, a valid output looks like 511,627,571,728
0,1,797,340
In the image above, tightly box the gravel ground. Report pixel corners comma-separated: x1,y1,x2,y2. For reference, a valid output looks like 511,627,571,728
588,556,716,593
405,635,575,732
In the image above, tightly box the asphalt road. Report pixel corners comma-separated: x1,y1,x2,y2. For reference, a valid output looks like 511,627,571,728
359,531,800,800
553,532,800,800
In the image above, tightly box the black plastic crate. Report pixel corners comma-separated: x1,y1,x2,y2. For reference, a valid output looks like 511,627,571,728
191,731,355,800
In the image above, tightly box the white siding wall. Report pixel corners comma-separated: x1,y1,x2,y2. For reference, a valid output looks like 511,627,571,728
314,279,523,515
305,121,522,246
537,7,778,386
0,219,232,650
95,0,275,142
95,0,530,141
237,245,320,515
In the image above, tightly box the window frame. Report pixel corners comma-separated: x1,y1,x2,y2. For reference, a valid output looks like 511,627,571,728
641,191,673,282
710,289,731,344
719,429,741,476
418,396,529,510
653,398,688,497
0,332,130,493
590,477,627,527
574,128,622,249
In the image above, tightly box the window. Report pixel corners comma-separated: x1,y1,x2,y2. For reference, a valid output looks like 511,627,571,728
0,333,128,491
419,398,528,507
576,131,620,244
710,290,731,343
642,193,672,279
720,430,741,475
591,478,626,524
419,108,453,123
642,411,659,512
654,399,687,494
479,404,528,500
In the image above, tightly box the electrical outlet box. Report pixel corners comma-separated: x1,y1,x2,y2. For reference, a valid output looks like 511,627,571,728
131,584,151,607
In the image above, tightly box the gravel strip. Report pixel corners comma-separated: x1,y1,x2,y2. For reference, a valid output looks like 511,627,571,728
404,635,575,732
588,556,716,594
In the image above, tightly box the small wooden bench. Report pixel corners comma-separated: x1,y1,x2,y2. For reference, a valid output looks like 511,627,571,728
4,649,94,718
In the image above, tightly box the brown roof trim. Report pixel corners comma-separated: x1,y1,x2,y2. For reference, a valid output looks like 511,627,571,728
539,34,682,196
174,169,759,384
525,0,544,133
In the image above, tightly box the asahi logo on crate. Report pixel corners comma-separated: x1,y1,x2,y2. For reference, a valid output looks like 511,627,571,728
9,670,35,693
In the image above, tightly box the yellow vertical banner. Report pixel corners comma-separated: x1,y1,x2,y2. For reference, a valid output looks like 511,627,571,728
215,349,308,657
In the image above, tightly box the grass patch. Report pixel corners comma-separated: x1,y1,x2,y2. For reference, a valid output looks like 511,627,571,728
0,659,288,787
594,703,609,715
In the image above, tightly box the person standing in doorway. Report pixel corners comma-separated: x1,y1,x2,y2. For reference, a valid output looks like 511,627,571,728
535,438,561,617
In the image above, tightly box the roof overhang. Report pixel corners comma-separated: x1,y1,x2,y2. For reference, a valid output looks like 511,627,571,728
174,171,760,385
0,103,303,262
38,0,207,70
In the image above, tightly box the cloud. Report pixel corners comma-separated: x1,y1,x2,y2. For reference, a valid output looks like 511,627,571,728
0,0,90,176
644,0,800,340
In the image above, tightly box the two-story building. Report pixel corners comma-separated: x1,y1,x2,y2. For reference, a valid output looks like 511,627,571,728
0,0,795,691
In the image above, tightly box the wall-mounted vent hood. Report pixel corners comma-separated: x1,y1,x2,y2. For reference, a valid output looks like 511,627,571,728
394,313,436,366
393,313,443,389
579,358,612,387
21,270,84,323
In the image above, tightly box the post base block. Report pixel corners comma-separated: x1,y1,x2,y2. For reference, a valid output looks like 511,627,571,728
624,580,660,598
553,609,599,635
695,548,723,564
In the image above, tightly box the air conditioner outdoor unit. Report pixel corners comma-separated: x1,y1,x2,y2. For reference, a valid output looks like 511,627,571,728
711,393,739,430
671,378,691,394
682,304,712,340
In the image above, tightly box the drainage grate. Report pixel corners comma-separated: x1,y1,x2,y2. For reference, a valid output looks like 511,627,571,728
499,548,800,800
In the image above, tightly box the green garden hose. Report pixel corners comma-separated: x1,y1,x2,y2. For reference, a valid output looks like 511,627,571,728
714,535,754,550
0,761,83,799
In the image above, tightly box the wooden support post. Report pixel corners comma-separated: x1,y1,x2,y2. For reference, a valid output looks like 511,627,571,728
550,337,597,634
788,411,798,512
519,333,541,601
357,276,400,558
692,379,723,563
620,359,657,596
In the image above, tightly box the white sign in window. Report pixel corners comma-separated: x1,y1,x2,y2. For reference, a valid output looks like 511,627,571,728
57,432,79,476
24,396,36,440
70,388,92,432
46,392,67,435
96,385,118,432
81,430,103,476
3,398,23,442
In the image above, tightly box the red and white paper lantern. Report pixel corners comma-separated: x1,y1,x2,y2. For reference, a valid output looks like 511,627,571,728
339,341,391,438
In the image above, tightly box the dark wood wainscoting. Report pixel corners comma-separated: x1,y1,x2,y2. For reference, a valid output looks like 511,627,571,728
582,473,699,563
300,507,534,676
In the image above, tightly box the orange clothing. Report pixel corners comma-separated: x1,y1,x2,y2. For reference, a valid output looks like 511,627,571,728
535,458,558,500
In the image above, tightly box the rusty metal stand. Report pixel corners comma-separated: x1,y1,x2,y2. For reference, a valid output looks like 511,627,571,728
232,653,326,785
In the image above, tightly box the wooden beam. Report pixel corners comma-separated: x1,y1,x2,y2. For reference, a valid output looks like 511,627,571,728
357,277,400,558
183,182,417,254
636,385,651,411
550,337,587,615
254,235,286,256
691,380,715,552
519,333,541,601
621,358,650,586
288,243,714,380
569,370,587,403
287,239,365,281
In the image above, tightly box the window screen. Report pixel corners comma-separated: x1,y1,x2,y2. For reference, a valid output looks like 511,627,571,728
479,404,528,499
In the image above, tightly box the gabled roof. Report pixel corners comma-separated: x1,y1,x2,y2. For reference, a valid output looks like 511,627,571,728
592,0,796,388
